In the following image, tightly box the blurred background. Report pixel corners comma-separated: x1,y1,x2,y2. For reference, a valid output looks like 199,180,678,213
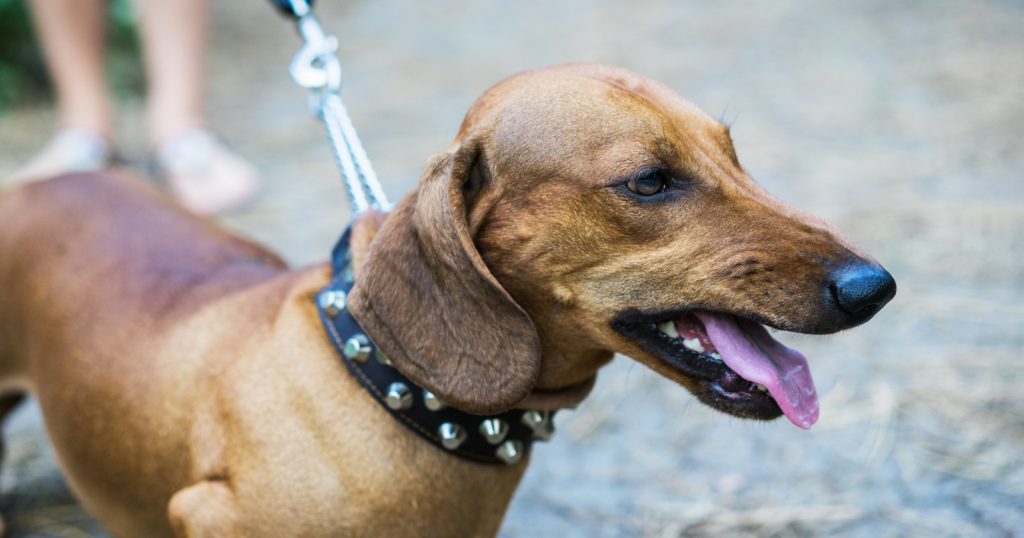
1,0,1022,536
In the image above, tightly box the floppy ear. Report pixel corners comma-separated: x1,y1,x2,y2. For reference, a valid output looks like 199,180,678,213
347,138,541,415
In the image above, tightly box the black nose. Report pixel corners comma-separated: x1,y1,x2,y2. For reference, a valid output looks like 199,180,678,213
830,263,896,326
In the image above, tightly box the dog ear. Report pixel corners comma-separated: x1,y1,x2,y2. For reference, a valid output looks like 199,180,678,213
347,138,541,415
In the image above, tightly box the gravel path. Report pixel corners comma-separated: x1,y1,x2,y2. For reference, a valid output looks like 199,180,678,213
0,0,1021,536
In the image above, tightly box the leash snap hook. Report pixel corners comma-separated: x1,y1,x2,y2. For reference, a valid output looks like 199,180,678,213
289,19,342,93
277,2,391,215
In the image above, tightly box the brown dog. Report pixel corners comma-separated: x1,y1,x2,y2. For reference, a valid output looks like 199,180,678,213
0,64,894,536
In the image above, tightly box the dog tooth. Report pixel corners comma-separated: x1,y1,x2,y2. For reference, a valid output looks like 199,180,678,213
683,338,704,353
709,352,723,362
658,321,679,339
755,383,768,393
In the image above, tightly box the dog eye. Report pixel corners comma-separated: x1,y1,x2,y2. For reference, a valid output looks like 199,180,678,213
626,170,669,196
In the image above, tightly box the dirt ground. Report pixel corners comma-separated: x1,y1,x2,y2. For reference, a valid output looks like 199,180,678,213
0,0,1021,536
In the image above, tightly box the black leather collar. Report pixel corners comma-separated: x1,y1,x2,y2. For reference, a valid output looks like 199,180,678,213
315,228,554,465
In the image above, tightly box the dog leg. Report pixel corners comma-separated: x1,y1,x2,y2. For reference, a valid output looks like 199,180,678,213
168,480,240,537
0,394,26,535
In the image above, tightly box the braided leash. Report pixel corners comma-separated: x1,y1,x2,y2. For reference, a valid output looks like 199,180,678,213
273,0,390,214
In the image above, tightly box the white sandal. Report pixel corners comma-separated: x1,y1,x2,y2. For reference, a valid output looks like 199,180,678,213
8,128,112,184
157,128,261,215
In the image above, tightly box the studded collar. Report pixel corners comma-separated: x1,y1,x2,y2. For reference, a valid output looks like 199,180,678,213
314,228,555,465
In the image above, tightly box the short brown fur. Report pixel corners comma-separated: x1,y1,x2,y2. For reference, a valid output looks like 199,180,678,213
0,65,880,536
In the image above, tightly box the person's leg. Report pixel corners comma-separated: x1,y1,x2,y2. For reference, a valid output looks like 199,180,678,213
30,0,112,136
9,0,113,183
129,0,206,143
132,0,259,214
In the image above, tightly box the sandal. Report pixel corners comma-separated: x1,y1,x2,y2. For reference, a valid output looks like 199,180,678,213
8,128,112,184
156,128,261,215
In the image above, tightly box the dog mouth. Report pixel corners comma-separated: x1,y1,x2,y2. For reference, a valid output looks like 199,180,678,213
614,311,820,429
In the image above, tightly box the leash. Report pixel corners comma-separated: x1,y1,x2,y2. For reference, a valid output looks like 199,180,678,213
271,0,390,214
269,1,557,465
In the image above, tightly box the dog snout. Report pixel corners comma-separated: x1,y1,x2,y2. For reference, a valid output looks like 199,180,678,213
828,262,896,327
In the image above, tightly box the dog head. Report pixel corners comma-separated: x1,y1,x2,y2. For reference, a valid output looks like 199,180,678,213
349,65,895,427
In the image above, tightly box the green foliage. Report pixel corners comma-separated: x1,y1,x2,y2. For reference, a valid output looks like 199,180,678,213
0,0,142,111
0,0,46,108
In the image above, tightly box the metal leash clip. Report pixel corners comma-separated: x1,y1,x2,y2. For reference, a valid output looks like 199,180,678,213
276,0,390,214
269,0,313,18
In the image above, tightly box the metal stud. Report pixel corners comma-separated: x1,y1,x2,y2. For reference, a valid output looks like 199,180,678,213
521,410,555,441
385,382,412,411
422,390,445,412
438,422,467,450
317,289,347,317
343,334,371,362
375,348,392,366
479,418,509,445
495,440,524,465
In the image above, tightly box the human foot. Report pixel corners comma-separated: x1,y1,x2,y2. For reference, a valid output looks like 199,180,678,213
8,128,112,184
157,128,260,215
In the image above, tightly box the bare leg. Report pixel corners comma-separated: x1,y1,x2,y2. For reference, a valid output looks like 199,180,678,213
129,0,206,144
9,0,114,183
28,0,112,136
131,0,260,214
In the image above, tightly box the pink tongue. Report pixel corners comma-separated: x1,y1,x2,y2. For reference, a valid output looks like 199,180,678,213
694,312,819,429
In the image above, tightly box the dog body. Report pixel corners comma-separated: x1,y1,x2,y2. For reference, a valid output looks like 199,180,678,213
0,174,522,537
0,65,893,536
